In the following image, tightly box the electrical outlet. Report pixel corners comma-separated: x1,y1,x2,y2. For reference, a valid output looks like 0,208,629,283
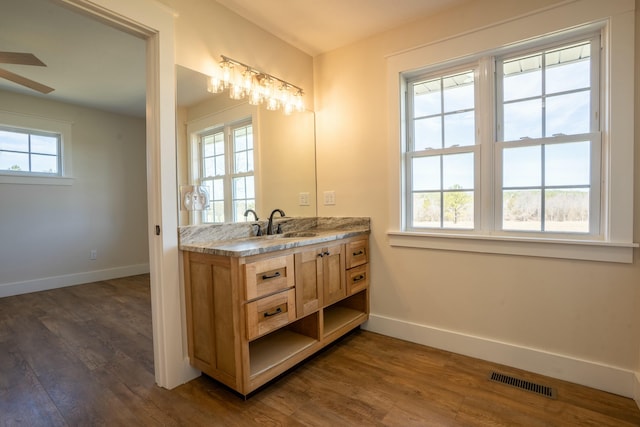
299,192,310,206
323,190,336,205
90,249,97,260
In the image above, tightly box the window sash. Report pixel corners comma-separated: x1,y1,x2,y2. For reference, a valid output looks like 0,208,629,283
0,126,62,176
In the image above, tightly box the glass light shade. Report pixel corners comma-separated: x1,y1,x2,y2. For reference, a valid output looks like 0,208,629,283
220,61,233,88
248,87,262,105
266,96,279,111
229,84,245,100
207,75,224,94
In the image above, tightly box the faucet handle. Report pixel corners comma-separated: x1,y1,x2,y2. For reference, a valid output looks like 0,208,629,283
252,223,263,236
276,223,282,234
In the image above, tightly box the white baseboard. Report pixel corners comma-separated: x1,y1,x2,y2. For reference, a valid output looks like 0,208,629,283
634,372,640,409
0,264,150,298
364,313,635,398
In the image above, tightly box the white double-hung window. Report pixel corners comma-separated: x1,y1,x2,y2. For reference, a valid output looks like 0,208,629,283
197,119,255,223
406,36,599,235
392,1,636,263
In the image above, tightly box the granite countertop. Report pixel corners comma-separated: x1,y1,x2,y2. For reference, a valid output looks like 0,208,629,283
179,217,370,257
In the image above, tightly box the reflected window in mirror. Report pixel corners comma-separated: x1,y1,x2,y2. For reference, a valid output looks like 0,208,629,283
196,118,255,223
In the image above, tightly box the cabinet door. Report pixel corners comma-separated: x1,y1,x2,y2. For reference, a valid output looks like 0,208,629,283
294,248,323,317
322,243,346,306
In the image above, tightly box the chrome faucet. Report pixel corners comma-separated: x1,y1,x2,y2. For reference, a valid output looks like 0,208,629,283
267,209,285,235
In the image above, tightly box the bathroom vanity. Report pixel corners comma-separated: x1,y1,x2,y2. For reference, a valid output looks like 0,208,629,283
179,217,370,395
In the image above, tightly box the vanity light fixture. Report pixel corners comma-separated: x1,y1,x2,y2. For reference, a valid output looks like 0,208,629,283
207,55,305,115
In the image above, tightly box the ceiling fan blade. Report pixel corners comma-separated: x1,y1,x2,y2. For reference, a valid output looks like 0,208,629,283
0,52,46,66
0,68,54,94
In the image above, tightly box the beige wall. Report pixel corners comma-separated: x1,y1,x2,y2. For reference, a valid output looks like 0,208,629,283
0,90,148,294
158,0,314,110
314,0,640,396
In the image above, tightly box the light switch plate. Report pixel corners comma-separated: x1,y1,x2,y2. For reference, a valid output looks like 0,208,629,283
299,192,310,206
323,190,336,205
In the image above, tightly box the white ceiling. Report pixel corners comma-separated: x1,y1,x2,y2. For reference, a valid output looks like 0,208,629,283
0,0,146,117
0,0,464,117
215,0,467,56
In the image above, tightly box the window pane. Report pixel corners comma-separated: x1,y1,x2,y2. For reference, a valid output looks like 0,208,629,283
545,142,590,186
545,189,589,233
545,43,590,94
545,91,590,136
212,179,224,201
203,158,214,177
443,190,473,229
235,152,248,173
233,177,246,199
0,130,28,151
246,176,255,198
214,156,225,176
31,154,57,173
444,111,474,147
234,128,247,151
443,152,474,189
503,68,541,102
211,201,225,223
503,146,541,187
414,116,441,150
503,189,541,231
0,151,28,171
31,135,58,155
413,79,441,117
503,99,542,140
412,192,440,228
443,72,474,112
412,156,440,191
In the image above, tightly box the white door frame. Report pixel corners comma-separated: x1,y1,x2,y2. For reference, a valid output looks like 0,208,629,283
60,0,198,388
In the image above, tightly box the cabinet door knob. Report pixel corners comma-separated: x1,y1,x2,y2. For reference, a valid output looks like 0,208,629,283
323,251,330,256
262,271,281,280
263,307,282,317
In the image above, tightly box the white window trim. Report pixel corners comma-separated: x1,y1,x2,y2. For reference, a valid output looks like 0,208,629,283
386,0,637,263
0,110,73,186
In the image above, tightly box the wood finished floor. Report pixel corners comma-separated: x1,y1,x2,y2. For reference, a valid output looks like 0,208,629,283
1,275,639,426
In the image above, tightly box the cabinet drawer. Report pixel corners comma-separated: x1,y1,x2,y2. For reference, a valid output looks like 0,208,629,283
347,264,369,295
244,255,295,301
246,289,296,340
346,239,368,269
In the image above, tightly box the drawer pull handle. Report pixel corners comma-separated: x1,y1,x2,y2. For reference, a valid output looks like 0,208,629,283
352,274,365,283
353,250,364,256
262,272,281,280
263,307,282,317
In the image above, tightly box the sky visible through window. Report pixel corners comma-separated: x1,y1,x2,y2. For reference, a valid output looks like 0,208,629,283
0,129,59,174
409,40,593,233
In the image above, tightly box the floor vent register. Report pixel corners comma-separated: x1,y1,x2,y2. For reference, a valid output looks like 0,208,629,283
489,371,557,399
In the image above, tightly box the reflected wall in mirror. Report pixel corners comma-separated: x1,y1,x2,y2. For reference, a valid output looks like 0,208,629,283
176,65,317,226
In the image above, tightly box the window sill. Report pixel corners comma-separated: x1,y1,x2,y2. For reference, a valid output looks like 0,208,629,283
0,174,74,186
387,231,638,263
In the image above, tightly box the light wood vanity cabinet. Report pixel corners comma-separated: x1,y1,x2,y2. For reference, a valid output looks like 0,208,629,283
183,234,369,396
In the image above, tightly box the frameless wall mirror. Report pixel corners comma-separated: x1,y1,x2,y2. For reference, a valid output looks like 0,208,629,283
176,65,317,226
